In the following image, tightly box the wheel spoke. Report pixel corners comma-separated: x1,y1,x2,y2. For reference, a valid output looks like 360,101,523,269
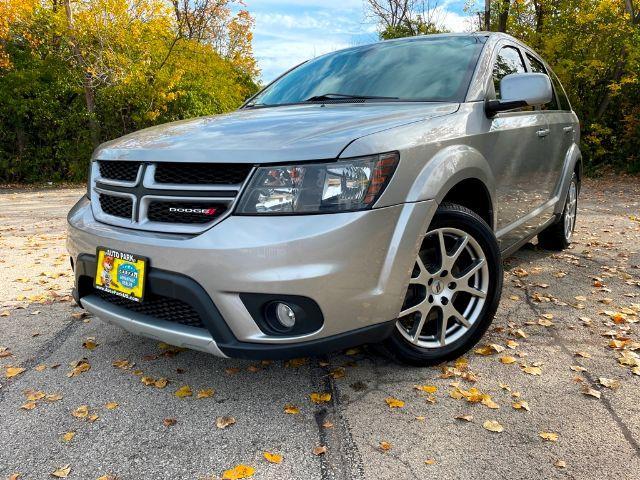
410,313,428,343
437,230,448,271
399,300,427,318
457,284,487,299
449,304,472,328
438,314,447,346
456,258,485,283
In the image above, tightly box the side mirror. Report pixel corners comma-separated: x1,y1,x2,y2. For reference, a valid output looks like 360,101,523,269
485,73,553,117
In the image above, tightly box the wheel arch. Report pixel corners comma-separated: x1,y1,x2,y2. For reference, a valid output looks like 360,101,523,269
405,145,497,230
554,143,582,215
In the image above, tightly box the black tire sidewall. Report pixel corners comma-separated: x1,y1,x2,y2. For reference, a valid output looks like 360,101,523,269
384,204,503,366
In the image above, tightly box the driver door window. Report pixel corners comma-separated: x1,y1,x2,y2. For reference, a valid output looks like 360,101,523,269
492,46,526,99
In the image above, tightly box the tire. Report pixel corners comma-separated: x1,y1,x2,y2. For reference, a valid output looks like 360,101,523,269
537,172,579,251
380,202,503,367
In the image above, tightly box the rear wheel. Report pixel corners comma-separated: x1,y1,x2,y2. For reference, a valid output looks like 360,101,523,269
382,203,503,366
537,173,579,250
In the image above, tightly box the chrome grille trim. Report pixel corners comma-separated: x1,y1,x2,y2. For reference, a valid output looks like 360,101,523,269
90,160,255,234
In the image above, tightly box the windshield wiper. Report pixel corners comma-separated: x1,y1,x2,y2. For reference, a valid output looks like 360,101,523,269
305,93,399,102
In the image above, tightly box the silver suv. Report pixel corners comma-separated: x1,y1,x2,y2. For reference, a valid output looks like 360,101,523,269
67,33,580,366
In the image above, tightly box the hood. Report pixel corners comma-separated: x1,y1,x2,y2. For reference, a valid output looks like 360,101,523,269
93,102,459,164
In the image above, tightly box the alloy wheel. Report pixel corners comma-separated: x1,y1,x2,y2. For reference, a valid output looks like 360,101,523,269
396,227,490,349
564,180,578,241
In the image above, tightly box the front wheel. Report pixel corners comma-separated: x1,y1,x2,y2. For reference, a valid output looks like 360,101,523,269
381,203,503,367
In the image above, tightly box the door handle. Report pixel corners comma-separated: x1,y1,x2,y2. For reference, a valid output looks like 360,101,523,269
537,128,550,138
563,126,574,134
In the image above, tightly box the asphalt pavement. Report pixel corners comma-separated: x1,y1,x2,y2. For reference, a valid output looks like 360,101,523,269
0,177,638,480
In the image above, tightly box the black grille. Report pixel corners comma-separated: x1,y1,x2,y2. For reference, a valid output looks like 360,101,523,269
99,194,132,219
147,201,226,224
154,163,251,185
93,288,204,328
98,161,141,182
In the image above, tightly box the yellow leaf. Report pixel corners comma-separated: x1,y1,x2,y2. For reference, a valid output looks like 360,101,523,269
499,356,517,364
67,359,90,377
0,310,9,317
197,388,214,399
5,367,25,378
598,377,620,389
35,364,46,372
62,431,75,442
506,340,519,349
82,338,98,350
554,459,567,469
575,351,591,358
283,404,300,414
522,366,542,376
71,405,89,418
483,420,504,432
263,451,283,464
216,416,236,429
25,390,45,401
413,385,438,393
222,464,255,479
175,385,192,398
310,392,331,404
539,431,559,442
474,344,504,355
51,465,71,478
512,400,530,411
163,418,177,427
105,402,118,410
20,401,37,410
379,441,392,451
581,386,601,399
385,397,404,408
154,378,168,389
425,459,436,465
141,376,155,386
46,393,63,402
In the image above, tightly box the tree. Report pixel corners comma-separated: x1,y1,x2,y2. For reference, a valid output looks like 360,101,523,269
366,0,449,39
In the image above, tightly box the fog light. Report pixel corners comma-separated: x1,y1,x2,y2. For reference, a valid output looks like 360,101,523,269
275,302,296,328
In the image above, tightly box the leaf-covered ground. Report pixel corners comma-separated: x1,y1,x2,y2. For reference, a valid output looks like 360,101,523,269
0,177,638,479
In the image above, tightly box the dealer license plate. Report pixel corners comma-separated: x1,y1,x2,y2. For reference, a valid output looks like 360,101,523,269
94,247,147,302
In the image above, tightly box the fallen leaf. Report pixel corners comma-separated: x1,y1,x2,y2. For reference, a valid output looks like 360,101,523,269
575,351,592,359
455,414,473,422
35,364,46,372
310,392,331,404
163,418,177,427
71,405,89,419
570,365,587,372
385,397,404,408
46,393,63,402
598,377,620,390
537,318,554,327
329,367,345,379
197,389,214,399
500,356,517,364
554,459,567,469
21,401,37,410
263,451,283,464
51,465,71,478
222,464,255,480
483,420,504,433
82,338,98,350
506,340,519,349
154,378,168,389
225,367,240,375
0,310,9,317
141,376,155,386
522,366,542,376
414,385,438,393
512,400,530,411
379,441,392,452
322,420,334,428
474,344,505,355
313,445,327,456
105,402,118,410
25,390,45,401
216,416,236,429
5,367,25,378
67,359,90,377
62,431,75,442
175,385,192,398
284,404,300,415
539,431,559,442
581,386,601,399
425,459,436,465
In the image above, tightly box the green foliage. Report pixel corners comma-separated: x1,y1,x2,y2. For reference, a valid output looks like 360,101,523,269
0,0,259,183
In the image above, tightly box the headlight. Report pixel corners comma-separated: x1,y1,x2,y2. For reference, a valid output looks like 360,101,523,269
236,152,399,214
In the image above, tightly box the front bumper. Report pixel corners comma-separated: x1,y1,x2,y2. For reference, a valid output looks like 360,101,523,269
67,196,437,358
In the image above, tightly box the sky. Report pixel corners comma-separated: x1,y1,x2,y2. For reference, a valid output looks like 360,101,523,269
244,0,477,83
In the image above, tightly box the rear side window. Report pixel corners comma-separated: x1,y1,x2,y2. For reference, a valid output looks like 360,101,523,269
493,46,526,99
525,53,558,110
550,71,571,111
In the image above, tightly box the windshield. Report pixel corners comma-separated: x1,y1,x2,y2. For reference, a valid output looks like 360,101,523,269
250,36,485,107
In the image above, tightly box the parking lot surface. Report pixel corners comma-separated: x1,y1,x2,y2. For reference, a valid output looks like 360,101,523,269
0,177,639,479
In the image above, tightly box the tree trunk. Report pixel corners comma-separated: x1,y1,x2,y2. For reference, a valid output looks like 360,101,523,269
534,1,544,32
63,0,99,147
484,0,491,30
498,0,510,32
